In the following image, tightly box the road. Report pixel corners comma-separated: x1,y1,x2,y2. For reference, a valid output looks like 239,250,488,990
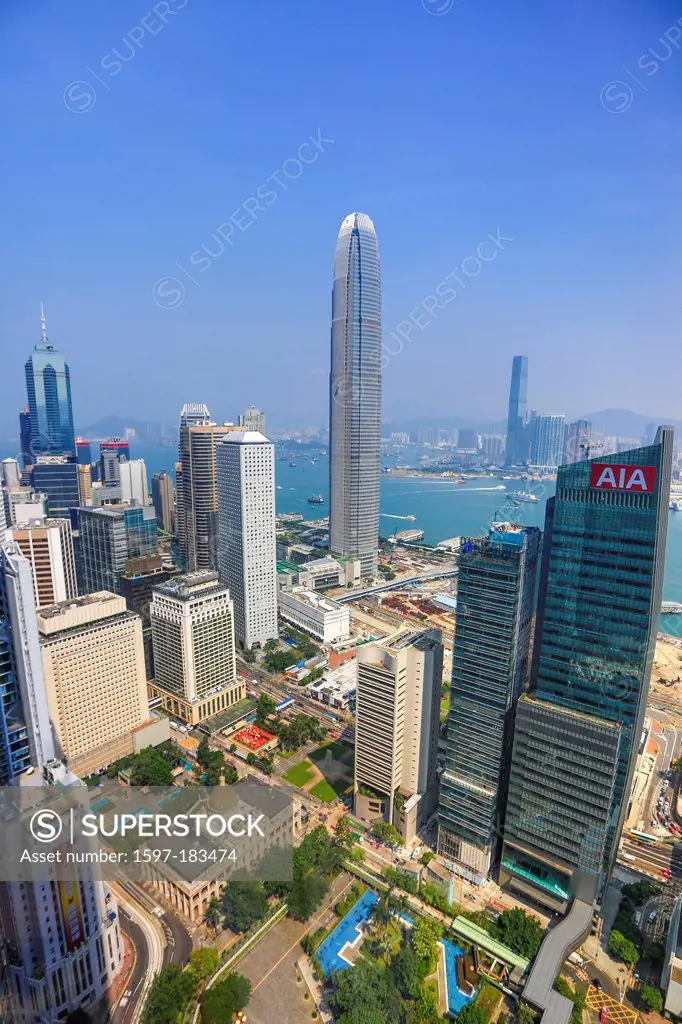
335,564,458,603
110,879,193,1024
111,909,147,1024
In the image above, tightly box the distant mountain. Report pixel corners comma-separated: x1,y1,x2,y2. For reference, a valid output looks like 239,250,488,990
383,416,507,434
582,409,682,439
77,416,175,441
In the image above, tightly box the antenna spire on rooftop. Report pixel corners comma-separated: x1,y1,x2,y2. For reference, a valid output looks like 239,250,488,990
40,302,47,342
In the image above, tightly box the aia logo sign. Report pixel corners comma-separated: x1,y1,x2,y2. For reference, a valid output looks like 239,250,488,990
589,463,657,492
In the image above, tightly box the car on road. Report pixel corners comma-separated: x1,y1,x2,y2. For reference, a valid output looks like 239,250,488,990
648,911,658,924
662,868,672,878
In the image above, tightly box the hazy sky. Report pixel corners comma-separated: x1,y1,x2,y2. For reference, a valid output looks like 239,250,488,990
1,0,681,434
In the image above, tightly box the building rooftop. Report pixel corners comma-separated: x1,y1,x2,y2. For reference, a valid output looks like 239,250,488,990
154,570,226,600
37,590,121,620
222,430,270,444
283,588,344,614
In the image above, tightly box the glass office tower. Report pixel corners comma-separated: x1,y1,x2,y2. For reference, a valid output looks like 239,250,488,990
438,523,540,883
329,212,382,578
501,427,674,911
24,311,75,456
504,355,528,466
530,414,567,468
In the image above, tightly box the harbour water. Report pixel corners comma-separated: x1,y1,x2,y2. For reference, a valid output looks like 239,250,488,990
4,440,682,631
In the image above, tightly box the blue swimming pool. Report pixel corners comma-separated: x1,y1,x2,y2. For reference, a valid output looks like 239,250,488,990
441,938,477,1015
317,890,378,976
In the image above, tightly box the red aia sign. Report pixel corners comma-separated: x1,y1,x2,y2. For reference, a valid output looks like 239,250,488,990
589,463,657,492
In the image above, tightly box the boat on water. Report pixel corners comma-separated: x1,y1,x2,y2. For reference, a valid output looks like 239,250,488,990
670,500,682,512
288,461,296,468
662,601,682,614
307,494,324,504
507,490,539,503
456,479,467,485
405,515,416,521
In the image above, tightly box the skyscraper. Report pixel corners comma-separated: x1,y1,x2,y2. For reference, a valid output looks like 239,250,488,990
438,523,540,884
0,532,123,1023
178,404,235,571
239,406,266,433
354,628,443,843
504,355,528,466
149,571,242,725
18,407,31,468
501,428,674,911
38,592,149,775
217,431,278,649
152,469,175,532
9,518,78,607
564,419,592,464
24,308,75,456
329,212,382,578
31,454,79,518
119,458,149,505
530,414,566,468
78,505,157,594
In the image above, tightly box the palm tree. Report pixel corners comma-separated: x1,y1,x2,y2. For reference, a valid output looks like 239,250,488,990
204,895,223,936
371,886,396,934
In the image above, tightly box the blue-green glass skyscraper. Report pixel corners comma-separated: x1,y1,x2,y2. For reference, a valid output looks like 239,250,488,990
24,308,75,457
501,427,674,912
438,523,540,883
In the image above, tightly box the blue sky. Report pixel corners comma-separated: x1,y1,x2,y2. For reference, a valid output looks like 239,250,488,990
1,0,681,433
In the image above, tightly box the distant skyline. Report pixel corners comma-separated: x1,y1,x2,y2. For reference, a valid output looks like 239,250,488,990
1,1,680,434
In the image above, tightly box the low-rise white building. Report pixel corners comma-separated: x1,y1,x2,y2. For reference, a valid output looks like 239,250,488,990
306,661,357,712
299,556,361,591
279,587,350,643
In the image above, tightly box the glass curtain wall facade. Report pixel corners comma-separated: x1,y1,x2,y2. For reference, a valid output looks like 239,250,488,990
501,427,674,908
530,415,567,468
24,323,75,457
329,212,382,578
438,524,540,883
504,355,528,466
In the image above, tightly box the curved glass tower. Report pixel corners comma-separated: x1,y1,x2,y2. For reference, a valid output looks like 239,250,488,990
329,212,382,578
24,309,75,456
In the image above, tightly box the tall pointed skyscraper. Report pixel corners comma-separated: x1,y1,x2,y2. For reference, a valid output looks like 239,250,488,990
504,355,528,466
329,213,382,578
24,306,75,456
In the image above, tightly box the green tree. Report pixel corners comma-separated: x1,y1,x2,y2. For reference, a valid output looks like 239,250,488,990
200,973,251,1024
243,646,256,664
391,943,424,998
457,1004,489,1024
221,881,268,933
189,947,219,982
288,870,329,921
256,693,277,721
370,820,402,847
407,986,441,1024
142,964,195,1024
411,917,442,971
130,746,174,786
329,959,402,1024
494,908,543,960
246,752,257,765
264,638,280,652
334,816,354,848
203,895,223,935
230,742,237,753
516,1006,537,1024
640,984,663,1013
608,929,640,968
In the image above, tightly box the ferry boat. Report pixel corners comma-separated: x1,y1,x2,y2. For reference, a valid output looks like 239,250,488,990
288,460,296,468
307,494,324,504
405,515,416,521
507,490,539,503
670,500,682,512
